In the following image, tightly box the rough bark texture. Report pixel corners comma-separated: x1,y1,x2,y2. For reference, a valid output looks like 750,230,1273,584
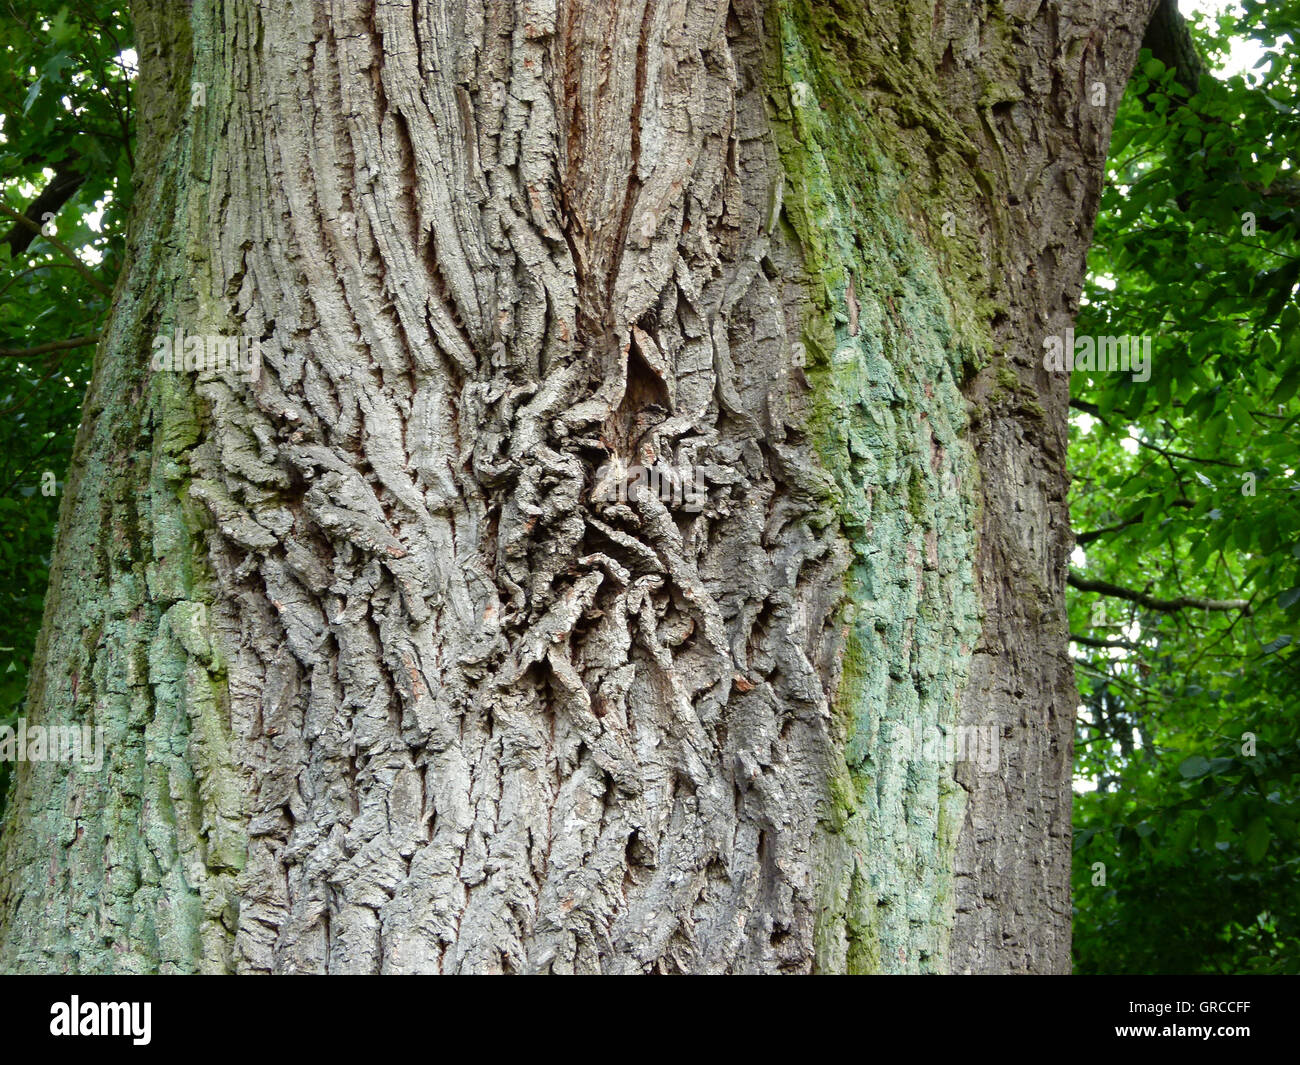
922,0,1157,974
0,0,1156,973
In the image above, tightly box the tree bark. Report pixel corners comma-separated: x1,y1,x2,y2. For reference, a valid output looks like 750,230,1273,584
0,0,1156,973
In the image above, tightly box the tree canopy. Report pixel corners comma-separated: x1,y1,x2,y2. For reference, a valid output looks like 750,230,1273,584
1070,0,1300,975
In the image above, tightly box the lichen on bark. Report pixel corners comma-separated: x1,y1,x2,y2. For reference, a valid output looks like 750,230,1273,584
762,0,983,972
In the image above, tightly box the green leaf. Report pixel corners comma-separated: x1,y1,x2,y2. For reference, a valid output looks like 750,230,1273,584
1243,817,1269,863
1272,364,1300,405
22,76,44,115
1170,817,1196,854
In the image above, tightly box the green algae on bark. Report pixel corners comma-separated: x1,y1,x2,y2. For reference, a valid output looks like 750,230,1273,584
764,0,986,973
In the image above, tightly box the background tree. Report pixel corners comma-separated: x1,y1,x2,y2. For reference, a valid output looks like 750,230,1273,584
1,0,1158,973
1071,0,1300,975
0,0,132,811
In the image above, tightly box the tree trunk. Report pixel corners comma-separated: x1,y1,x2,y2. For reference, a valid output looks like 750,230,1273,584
0,0,1156,973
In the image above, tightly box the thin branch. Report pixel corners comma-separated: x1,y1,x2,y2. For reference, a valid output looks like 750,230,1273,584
1076,493,1193,545
0,334,102,358
1070,632,1143,650
1069,572,1251,614
1183,590,1260,675
1075,663,1165,701
1136,436,1241,469
0,201,112,296
0,357,78,417
1076,517,1143,545
0,261,84,300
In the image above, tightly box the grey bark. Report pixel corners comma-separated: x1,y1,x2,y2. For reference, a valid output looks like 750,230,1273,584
937,0,1157,973
0,0,1157,973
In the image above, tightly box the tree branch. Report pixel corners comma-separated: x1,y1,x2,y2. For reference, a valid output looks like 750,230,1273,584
0,334,102,358
1135,436,1240,468
0,201,112,296
1142,0,1205,98
1075,494,1194,545
1075,517,1143,545
1069,397,1123,427
1069,571,1251,614
1141,0,1299,227
0,165,84,258
1070,632,1142,650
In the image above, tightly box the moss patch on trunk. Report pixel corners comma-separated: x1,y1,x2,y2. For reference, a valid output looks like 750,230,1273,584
764,0,987,973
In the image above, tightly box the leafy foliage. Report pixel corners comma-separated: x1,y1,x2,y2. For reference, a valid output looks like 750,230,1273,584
1071,0,1300,974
